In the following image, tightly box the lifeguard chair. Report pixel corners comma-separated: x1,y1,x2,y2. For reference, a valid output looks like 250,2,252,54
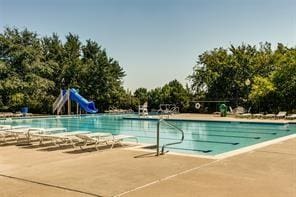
138,102,148,116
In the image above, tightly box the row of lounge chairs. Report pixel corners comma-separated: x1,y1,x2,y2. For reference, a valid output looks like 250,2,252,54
236,111,296,120
0,112,33,118
0,125,138,151
105,107,134,114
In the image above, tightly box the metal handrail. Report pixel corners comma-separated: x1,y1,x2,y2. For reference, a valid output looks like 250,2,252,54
156,119,184,155
52,92,63,113
56,90,70,114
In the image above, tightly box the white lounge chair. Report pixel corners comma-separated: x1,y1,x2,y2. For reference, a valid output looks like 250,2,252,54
75,132,138,150
8,127,67,144
0,130,9,143
253,113,264,119
29,128,67,144
75,132,113,150
110,134,139,148
0,125,11,129
239,113,252,118
264,113,276,119
0,125,12,141
286,114,296,120
275,111,287,119
35,130,90,147
0,125,31,143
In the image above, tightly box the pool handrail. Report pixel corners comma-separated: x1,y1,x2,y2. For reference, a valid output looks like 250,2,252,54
156,119,184,155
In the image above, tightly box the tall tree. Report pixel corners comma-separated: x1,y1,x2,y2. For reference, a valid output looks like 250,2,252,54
188,42,296,112
0,27,54,112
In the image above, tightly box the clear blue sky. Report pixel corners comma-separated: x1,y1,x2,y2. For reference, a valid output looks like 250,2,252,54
1,0,295,91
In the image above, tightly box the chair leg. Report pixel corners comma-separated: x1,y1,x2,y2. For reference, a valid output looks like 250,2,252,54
79,140,87,151
95,141,100,151
69,139,76,148
26,133,31,144
52,139,58,146
111,140,117,149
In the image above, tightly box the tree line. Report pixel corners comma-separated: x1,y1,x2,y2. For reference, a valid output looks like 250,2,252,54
0,27,295,114
188,42,296,113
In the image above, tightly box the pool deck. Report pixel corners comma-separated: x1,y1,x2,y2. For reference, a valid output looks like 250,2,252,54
0,138,295,196
0,113,295,196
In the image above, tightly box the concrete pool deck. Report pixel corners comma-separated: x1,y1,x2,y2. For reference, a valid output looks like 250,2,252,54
0,136,295,197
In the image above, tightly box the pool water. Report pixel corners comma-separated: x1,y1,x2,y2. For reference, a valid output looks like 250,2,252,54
2,114,295,156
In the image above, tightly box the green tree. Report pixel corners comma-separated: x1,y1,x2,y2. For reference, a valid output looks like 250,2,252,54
0,27,54,112
187,42,290,112
0,27,127,113
134,88,148,105
81,40,126,111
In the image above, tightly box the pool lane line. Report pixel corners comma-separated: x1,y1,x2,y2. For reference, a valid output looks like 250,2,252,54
0,173,102,197
166,146,212,153
191,133,261,139
115,129,263,139
142,145,212,153
134,135,240,145
117,129,262,139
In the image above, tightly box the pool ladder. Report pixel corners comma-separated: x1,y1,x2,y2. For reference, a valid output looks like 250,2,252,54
156,119,184,156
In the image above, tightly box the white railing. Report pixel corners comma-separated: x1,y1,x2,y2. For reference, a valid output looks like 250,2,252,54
52,91,63,113
52,90,69,114
56,90,70,114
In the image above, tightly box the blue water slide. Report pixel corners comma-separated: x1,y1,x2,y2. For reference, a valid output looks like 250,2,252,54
69,88,98,113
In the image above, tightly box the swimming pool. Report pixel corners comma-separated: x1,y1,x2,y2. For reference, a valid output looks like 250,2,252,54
1,114,295,156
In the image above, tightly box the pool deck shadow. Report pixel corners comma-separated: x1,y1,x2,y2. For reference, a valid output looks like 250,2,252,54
0,137,295,197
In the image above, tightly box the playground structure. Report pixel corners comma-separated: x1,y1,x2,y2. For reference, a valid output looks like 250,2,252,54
52,88,98,115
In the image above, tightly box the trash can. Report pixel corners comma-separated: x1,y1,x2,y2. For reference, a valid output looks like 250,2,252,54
21,107,28,114
219,104,227,117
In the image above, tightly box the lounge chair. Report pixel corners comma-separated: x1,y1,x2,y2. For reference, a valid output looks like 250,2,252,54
253,113,264,119
110,134,138,148
275,111,287,119
35,130,90,147
238,113,252,118
0,125,31,143
286,114,296,120
29,128,67,143
0,125,11,129
9,127,67,144
0,130,10,143
75,132,138,151
228,106,234,115
75,132,113,150
264,113,276,119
